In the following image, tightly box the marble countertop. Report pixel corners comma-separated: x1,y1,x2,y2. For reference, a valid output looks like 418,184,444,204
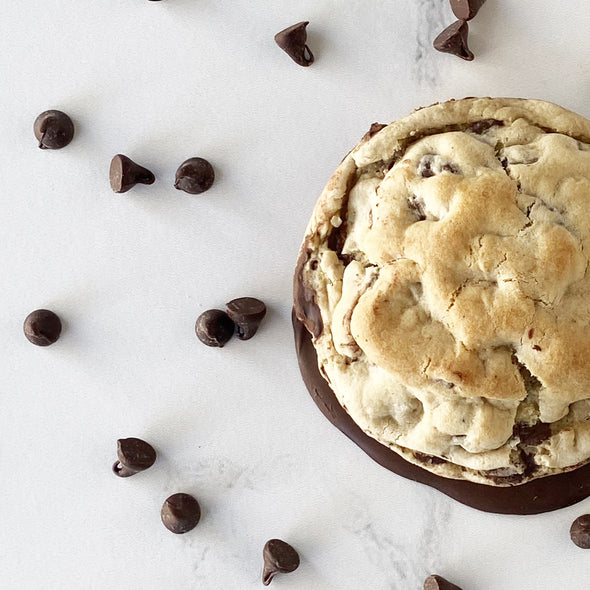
1,1,590,588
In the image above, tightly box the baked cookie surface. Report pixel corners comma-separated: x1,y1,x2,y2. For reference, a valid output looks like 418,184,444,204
294,97,590,487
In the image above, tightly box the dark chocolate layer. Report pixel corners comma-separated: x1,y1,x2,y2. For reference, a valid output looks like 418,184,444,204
292,309,590,514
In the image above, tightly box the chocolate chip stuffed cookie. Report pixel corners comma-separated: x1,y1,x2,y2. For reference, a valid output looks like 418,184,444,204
293,97,590,513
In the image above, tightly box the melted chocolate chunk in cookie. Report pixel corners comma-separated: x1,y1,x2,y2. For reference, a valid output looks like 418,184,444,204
468,119,504,134
514,421,551,447
361,123,387,142
418,154,459,178
408,195,427,220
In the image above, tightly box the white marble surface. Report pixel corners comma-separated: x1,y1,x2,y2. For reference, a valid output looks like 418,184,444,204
1,1,590,588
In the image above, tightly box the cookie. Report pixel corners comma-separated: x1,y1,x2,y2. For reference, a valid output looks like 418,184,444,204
293,98,590,504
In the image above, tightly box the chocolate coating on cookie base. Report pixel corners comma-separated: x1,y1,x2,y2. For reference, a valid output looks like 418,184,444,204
292,310,590,514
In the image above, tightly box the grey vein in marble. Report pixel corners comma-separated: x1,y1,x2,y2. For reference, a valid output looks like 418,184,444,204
345,510,418,588
415,0,449,86
416,493,453,580
343,489,456,589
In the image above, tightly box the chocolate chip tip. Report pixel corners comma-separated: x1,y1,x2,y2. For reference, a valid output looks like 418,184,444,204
273,20,309,43
112,461,135,478
262,568,274,586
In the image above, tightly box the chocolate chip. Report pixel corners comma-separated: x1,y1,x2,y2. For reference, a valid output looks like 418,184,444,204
570,515,590,548
514,360,542,393
34,110,75,149
161,493,201,534
23,309,62,346
327,221,348,259
195,309,235,347
262,539,300,586
433,20,474,61
361,123,387,142
109,155,155,193
174,158,215,194
226,297,267,340
514,421,551,447
414,451,448,465
419,155,434,177
450,0,487,21
408,196,426,221
424,574,463,590
112,437,157,478
485,468,526,485
418,154,459,178
274,21,314,67
441,163,459,174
